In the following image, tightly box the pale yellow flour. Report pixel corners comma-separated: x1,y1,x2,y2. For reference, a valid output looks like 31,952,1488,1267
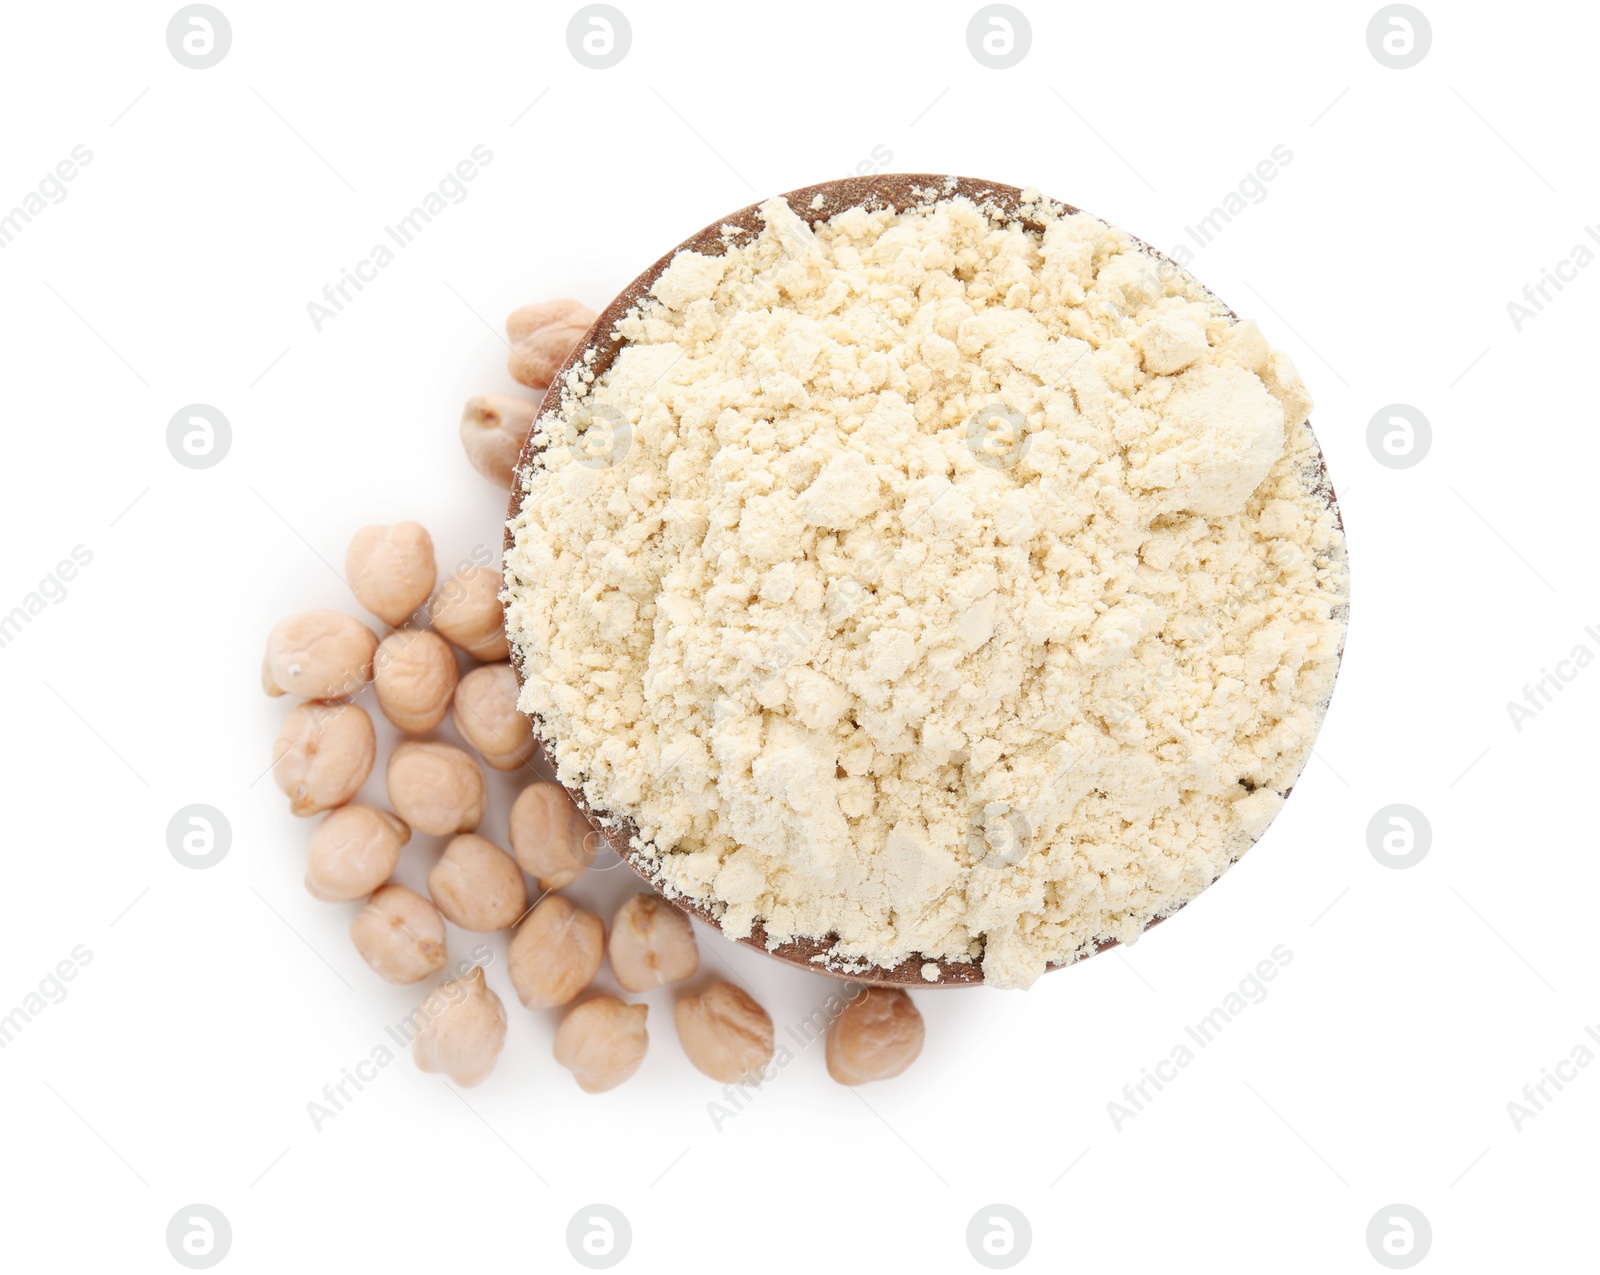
504,188,1348,988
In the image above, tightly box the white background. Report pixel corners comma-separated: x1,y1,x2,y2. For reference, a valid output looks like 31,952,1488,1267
1,0,1593,1270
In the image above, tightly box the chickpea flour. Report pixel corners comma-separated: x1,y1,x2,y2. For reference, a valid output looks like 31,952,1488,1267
503,187,1348,988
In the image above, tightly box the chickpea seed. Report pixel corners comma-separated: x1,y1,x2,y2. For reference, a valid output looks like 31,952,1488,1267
387,740,485,836
453,663,536,771
508,894,605,1009
426,834,527,932
304,805,409,902
460,394,537,489
262,610,378,700
428,565,509,661
506,299,595,390
608,894,699,992
345,522,437,627
273,701,376,817
350,884,447,984
553,996,648,1093
674,982,774,1084
411,966,506,1087
373,628,458,733
825,987,924,1086
509,782,598,891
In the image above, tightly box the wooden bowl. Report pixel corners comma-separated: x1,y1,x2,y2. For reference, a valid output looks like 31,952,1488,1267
505,174,1344,987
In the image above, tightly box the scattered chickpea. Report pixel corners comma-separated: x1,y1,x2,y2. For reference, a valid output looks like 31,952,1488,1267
345,522,437,627
825,987,925,1086
304,805,409,902
460,394,537,489
373,628,458,733
509,782,598,891
609,894,699,992
261,610,378,700
674,982,774,1084
411,966,506,1087
453,663,536,771
387,740,484,836
553,996,648,1093
273,701,376,817
350,884,446,984
428,565,509,661
506,299,596,390
426,834,527,932
508,895,604,1009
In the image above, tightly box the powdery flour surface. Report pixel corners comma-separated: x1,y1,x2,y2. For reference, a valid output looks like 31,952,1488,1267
504,189,1349,988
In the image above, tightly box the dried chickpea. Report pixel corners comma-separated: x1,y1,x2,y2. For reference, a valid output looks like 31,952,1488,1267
387,740,484,836
273,701,375,817
509,782,598,891
608,894,699,992
508,895,604,1009
411,966,505,1087
453,663,536,771
426,834,526,931
261,610,377,700
553,997,648,1093
350,884,446,984
373,628,458,732
460,394,537,489
428,565,509,661
345,522,436,627
675,983,774,1084
825,987,924,1086
506,299,595,389
305,805,408,902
